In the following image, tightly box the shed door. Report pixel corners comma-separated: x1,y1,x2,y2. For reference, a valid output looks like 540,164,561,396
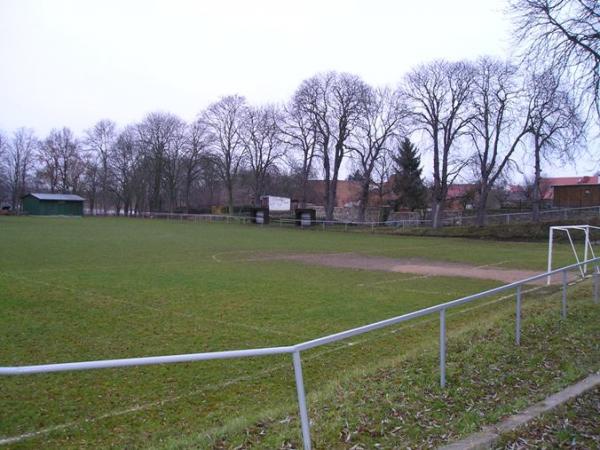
581,187,598,207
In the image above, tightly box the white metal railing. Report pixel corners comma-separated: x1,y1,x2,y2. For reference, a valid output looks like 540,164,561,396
86,205,600,230
2,258,599,449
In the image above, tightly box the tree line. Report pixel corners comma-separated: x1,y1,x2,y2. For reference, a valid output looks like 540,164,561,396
0,0,596,227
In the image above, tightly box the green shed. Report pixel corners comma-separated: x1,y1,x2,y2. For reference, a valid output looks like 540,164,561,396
22,193,85,216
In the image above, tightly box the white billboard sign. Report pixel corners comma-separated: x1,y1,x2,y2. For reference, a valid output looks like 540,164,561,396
263,196,291,211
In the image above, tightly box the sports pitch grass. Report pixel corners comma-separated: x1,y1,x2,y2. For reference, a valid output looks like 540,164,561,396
0,216,593,448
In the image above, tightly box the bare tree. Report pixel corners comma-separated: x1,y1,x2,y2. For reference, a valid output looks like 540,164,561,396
280,99,318,208
110,126,140,215
294,72,370,220
0,132,6,158
0,131,9,204
203,95,247,214
524,70,584,221
403,60,476,228
197,154,220,207
137,112,183,212
182,120,210,213
372,146,394,205
469,57,531,226
351,87,407,221
81,155,100,214
241,105,283,206
162,119,187,213
510,0,600,123
85,120,116,214
6,128,37,209
38,128,84,193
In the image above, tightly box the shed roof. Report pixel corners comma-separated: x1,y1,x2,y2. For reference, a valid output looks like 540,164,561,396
553,184,600,188
25,193,85,202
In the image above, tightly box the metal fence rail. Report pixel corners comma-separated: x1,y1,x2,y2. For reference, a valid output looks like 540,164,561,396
85,205,600,230
2,258,599,449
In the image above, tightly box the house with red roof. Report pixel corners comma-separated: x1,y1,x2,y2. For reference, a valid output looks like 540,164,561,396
540,176,598,202
547,176,600,208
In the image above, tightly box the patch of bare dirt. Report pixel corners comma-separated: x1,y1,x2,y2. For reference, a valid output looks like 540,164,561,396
268,253,560,285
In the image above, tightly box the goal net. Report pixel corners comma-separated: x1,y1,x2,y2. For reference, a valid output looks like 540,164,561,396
547,225,600,285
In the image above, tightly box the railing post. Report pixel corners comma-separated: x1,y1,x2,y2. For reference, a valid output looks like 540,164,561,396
584,227,589,275
547,227,554,285
594,271,599,304
439,309,446,388
515,285,522,345
562,269,568,319
292,351,312,450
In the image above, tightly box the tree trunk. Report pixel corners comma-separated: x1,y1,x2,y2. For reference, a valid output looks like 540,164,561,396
185,182,191,214
475,185,490,227
431,202,442,228
254,176,263,208
300,175,308,209
325,179,337,221
11,165,18,209
357,179,370,222
227,177,234,215
532,146,542,223
151,161,162,212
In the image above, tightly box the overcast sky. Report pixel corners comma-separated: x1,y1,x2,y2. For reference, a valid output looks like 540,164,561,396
0,0,596,179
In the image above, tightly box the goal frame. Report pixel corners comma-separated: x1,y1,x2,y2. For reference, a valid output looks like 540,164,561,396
547,224,600,285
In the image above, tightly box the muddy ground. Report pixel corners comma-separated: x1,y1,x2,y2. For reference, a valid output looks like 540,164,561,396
262,253,566,285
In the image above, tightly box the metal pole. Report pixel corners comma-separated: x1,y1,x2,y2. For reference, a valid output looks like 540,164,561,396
292,351,312,450
440,309,446,388
584,226,589,275
547,227,554,285
515,285,521,346
562,269,568,319
594,272,599,305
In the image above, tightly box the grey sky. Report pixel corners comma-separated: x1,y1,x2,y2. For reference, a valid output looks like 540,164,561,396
0,0,594,178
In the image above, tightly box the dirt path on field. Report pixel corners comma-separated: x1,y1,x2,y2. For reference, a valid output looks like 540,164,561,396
267,253,560,285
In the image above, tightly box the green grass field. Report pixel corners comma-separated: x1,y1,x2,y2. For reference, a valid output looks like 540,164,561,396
0,216,595,449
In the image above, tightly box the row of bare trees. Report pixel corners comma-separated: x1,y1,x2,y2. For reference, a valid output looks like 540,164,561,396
0,0,596,226
0,64,590,226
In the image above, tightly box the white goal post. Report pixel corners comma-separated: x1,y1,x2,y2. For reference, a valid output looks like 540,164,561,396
547,225,600,285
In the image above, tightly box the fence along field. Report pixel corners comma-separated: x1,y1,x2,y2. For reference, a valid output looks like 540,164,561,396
0,216,597,448
87,204,600,229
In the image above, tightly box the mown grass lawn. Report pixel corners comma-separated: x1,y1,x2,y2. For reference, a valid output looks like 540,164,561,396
0,216,592,449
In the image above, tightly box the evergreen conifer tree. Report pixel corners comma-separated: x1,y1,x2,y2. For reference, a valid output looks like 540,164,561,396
392,138,427,210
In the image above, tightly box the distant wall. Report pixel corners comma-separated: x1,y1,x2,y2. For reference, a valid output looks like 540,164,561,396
309,206,382,222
